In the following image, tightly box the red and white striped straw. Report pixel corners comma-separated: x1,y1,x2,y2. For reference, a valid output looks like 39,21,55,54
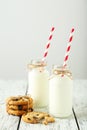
42,27,55,61
63,28,75,67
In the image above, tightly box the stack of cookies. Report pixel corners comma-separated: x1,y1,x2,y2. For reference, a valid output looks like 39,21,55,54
6,95,33,116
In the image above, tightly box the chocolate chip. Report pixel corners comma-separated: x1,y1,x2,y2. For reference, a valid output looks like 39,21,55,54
12,98,19,101
18,105,22,110
29,108,33,111
36,114,39,116
33,116,38,119
28,118,31,120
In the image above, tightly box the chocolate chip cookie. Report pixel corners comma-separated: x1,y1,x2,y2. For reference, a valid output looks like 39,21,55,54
22,111,55,125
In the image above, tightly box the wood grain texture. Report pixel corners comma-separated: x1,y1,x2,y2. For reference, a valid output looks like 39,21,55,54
73,80,87,130
19,113,78,130
0,80,27,130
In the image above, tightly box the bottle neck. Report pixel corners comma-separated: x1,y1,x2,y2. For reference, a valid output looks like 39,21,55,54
28,60,47,72
52,66,72,79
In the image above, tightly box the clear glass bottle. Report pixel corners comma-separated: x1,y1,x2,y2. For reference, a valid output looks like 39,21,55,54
49,66,73,117
27,60,49,108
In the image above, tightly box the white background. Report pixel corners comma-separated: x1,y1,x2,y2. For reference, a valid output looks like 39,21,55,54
0,0,87,79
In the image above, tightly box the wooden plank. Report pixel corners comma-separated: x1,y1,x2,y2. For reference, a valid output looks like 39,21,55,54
0,80,27,130
73,80,87,130
19,105,78,130
0,104,19,130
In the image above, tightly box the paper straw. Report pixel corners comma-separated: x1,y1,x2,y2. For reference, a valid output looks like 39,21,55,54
63,28,75,67
42,27,55,61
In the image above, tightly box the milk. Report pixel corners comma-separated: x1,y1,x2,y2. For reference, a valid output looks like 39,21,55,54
28,60,49,108
49,67,73,117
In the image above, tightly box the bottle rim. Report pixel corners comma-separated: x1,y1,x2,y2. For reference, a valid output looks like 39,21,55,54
27,59,47,69
51,65,72,79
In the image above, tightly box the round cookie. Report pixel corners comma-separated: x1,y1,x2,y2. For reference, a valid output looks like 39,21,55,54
7,104,28,110
22,111,55,125
6,96,33,105
6,109,26,116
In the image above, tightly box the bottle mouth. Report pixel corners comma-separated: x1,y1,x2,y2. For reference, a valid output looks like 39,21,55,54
52,65,69,70
27,59,47,69
52,65,72,79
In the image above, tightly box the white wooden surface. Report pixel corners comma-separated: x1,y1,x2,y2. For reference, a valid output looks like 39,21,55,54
73,80,87,130
19,113,78,130
0,80,87,130
0,80,27,130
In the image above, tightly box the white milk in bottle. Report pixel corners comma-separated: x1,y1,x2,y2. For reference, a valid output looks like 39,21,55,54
27,60,49,108
49,66,73,117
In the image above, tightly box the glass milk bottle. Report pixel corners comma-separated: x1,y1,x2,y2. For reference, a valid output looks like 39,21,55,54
27,60,49,108
49,66,73,117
